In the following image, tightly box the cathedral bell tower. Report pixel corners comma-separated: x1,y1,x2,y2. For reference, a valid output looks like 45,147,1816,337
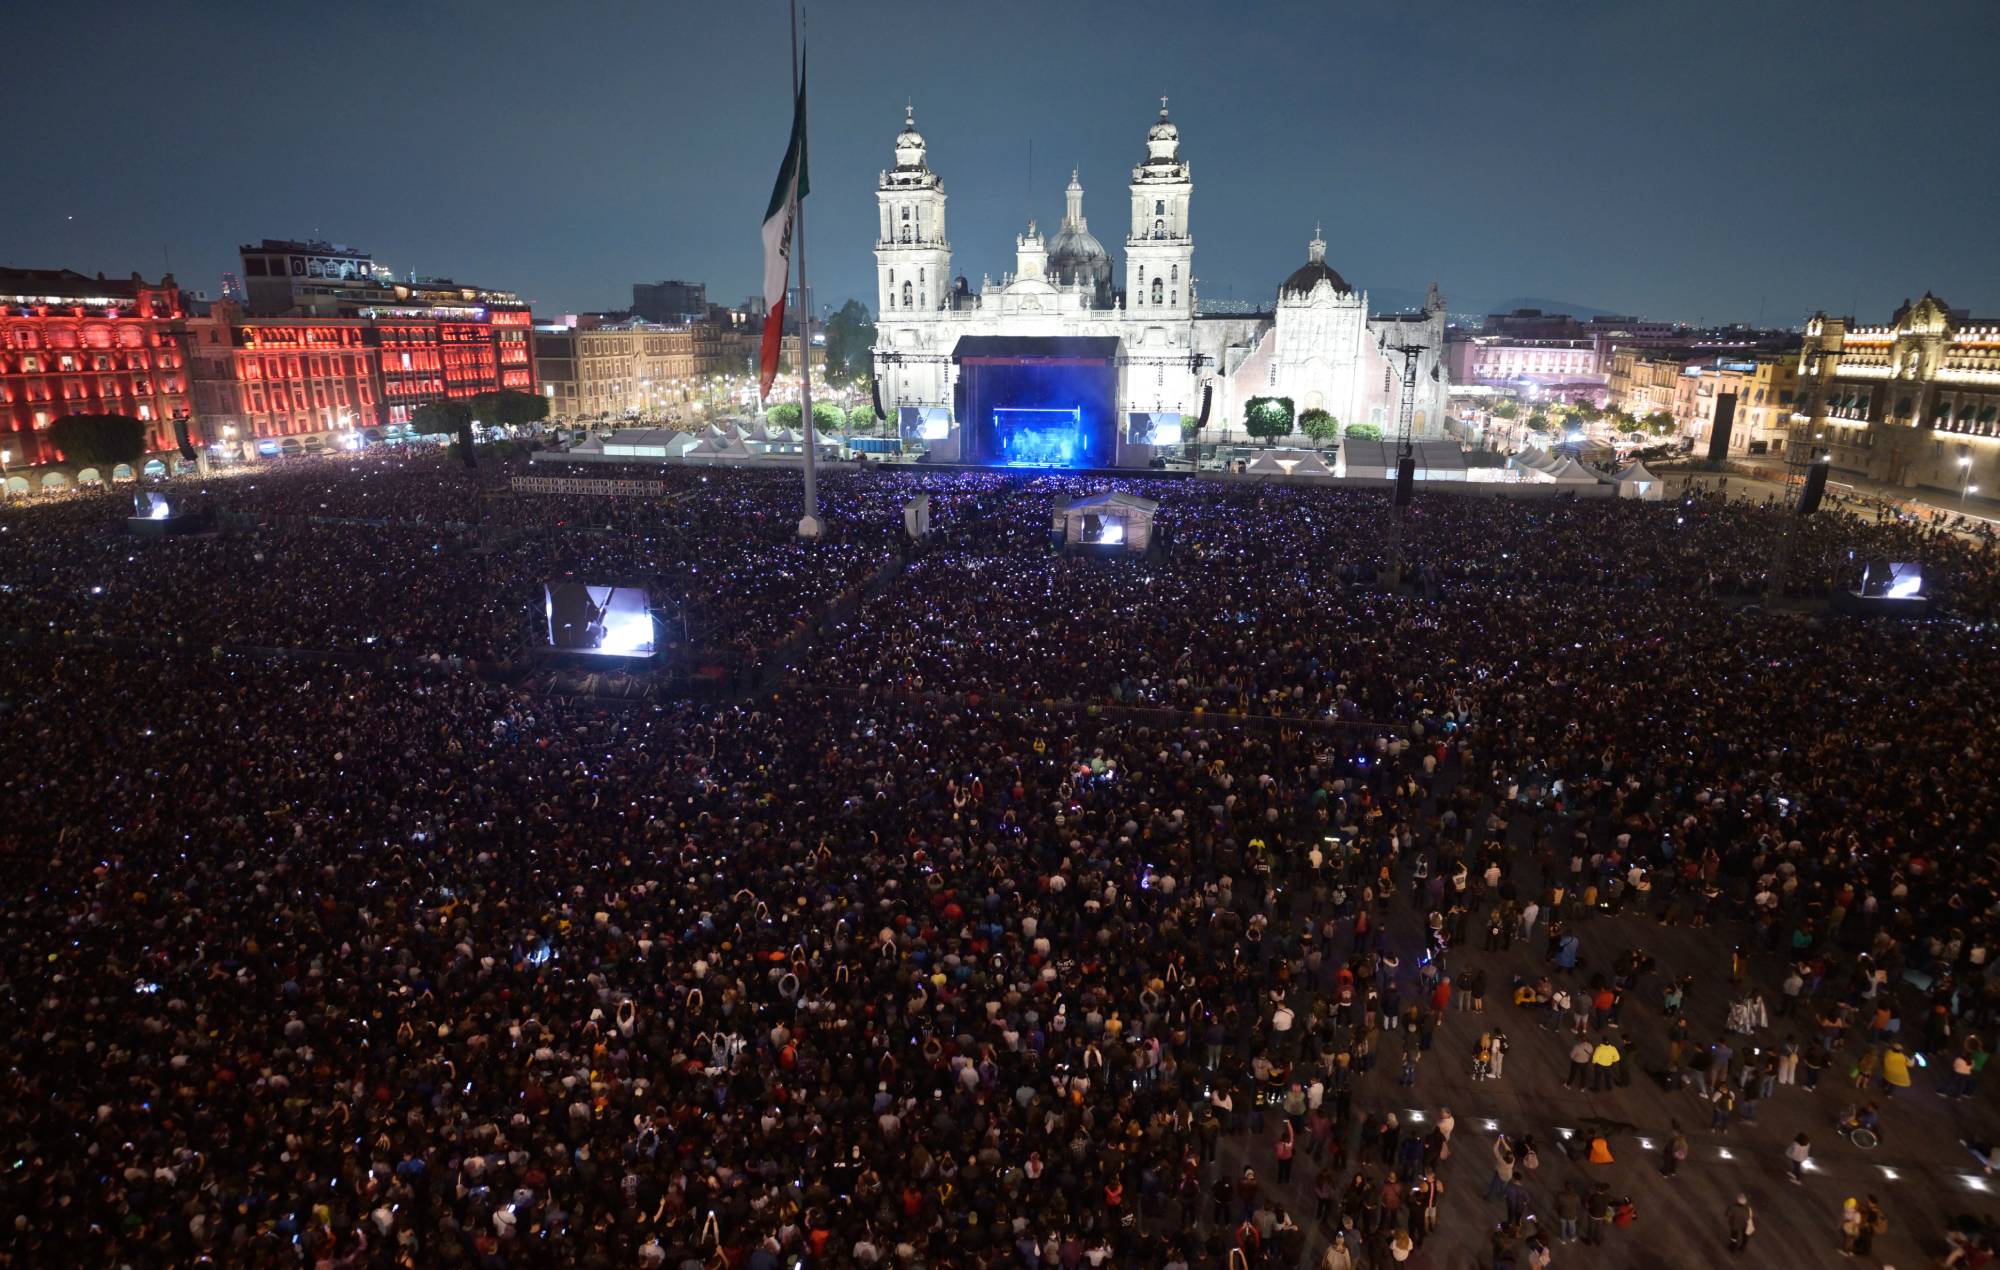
875,106,951,318
1126,98,1193,318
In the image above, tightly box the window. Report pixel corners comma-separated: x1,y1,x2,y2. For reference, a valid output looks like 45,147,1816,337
1151,278,1164,305
1154,219,1165,238
902,281,913,307
1171,265,1178,282
1154,200,1164,215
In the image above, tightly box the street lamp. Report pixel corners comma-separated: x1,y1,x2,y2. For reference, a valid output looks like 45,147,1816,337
1961,454,1975,510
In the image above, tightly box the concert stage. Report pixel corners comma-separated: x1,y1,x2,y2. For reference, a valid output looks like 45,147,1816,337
953,335,1119,469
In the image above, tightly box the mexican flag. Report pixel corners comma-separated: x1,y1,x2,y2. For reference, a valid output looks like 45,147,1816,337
759,67,809,402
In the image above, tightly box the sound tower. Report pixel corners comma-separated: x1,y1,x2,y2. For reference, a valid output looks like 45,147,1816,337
172,416,198,462
870,375,885,425
455,419,476,469
1394,454,1415,506
1196,382,1212,429
1706,392,1737,463
1797,460,1829,515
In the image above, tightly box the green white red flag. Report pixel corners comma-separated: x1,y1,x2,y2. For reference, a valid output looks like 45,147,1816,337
759,66,809,401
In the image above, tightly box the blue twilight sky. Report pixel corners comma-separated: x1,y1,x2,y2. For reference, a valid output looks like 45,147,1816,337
5,0,1996,326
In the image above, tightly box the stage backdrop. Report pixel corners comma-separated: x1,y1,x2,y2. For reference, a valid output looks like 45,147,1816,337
952,335,1120,468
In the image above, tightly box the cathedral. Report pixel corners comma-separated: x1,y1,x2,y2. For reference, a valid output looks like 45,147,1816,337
871,101,1450,462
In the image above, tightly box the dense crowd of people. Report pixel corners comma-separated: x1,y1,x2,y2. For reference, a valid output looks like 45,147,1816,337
2,449,1998,1267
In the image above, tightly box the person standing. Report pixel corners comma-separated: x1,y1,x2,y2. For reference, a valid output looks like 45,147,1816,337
1725,1193,1755,1254
1554,1183,1581,1244
1485,1136,1516,1199
1567,1037,1593,1089
1786,1133,1811,1183
1855,1195,1884,1258
1591,1036,1620,1091
1662,1121,1687,1178
1839,1198,1863,1256
1584,1182,1612,1245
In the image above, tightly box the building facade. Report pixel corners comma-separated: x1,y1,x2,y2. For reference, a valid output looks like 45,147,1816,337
185,300,534,445
0,268,190,465
184,307,379,441
532,317,741,422
1787,294,2000,496
238,239,524,320
870,104,1449,448
1448,334,1607,402
631,280,707,324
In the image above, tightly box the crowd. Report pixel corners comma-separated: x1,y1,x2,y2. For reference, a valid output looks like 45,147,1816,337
2,451,1999,1267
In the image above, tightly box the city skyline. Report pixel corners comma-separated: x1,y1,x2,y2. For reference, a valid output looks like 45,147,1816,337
4,1,1997,325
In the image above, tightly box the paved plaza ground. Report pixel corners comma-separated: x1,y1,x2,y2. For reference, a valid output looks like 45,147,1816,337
1198,790,1999,1269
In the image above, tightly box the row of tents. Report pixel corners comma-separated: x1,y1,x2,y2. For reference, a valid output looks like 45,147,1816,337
589,420,843,462
1508,447,1667,499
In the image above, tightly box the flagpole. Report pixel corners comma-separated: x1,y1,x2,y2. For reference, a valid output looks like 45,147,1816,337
791,0,822,538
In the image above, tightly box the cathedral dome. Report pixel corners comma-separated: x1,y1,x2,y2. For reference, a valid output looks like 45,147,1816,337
1045,171,1115,306
1280,230,1350,299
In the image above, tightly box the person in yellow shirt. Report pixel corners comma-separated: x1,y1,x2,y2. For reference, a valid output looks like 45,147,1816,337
1880,1042,1911,1094
1590,1038,1621,1092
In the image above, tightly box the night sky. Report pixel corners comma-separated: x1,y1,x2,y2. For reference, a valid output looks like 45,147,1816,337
8,1,1996,326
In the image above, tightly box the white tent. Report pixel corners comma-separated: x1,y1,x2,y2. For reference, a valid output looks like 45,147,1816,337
1060,491,1158,552
1543,456,1606,484
686,435,753,459
1613,459,1666,500
1243,447,1335,476
1508,449,1559,480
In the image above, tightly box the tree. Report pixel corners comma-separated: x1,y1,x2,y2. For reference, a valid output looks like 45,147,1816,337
411,400,474,436
1490,400,1520,420
412,399,477,467
470,389,551,429
1525,412,1551,434
822,299,876,386
1342,422,1383,441
49,413,148,468
1298,407,1341,446
811,401,844,434
766,403,802,429
1243,396,1294,446
848,403,880,434
1643,411,1677,437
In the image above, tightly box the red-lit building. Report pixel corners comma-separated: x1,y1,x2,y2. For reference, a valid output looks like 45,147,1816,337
184,304,380,440
187,301,534,442
0,268,190,466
